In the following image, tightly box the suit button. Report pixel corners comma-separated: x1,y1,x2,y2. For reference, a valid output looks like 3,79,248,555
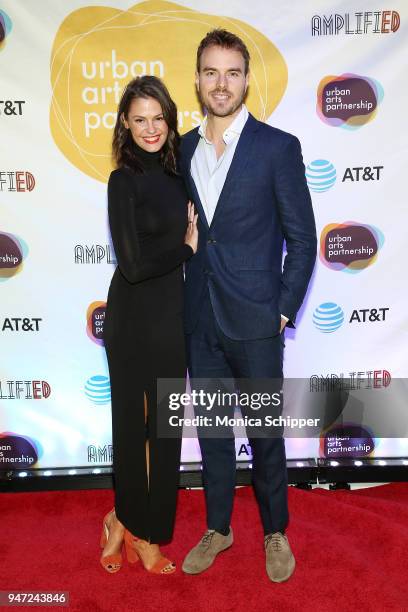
207,239,217,244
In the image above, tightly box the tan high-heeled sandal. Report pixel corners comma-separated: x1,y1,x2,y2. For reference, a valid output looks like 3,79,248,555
100,508,127,573
124,529,176,574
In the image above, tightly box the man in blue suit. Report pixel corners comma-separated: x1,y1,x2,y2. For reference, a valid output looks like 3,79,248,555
180,29,317,582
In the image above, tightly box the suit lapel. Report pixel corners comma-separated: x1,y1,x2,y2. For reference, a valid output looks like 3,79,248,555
181,114,260,230
209,113,259,228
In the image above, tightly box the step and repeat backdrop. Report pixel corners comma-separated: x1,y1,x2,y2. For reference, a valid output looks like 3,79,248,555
1,0,407,471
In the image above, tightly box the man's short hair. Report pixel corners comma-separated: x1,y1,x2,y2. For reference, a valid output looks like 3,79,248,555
196,29,250,75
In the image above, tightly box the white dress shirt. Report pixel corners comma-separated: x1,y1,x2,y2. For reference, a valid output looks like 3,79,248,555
191,104,249,226
190,104,288,325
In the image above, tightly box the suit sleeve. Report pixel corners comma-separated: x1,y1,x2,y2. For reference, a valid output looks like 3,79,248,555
108,170,193,284
274,136,317,326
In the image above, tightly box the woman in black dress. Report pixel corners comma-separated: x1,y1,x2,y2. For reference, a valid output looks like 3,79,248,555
100,76,198,575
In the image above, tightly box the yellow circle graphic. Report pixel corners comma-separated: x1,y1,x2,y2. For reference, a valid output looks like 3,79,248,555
50,1,287,182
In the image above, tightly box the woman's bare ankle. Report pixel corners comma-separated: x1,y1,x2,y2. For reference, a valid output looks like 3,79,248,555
110,513,125,532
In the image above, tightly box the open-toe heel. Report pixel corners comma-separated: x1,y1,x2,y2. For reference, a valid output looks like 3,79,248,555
124,529,140,564
100,508,123,573
124,529,175,574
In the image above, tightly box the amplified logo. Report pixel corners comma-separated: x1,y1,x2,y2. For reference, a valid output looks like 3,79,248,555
0,232,28,281
311,11,400,36
0,9,12,51
88,444,113,463
86,302,106,345
1,317,42,332
306,159,336,192
0,172,34,191
317,74,383,129
50,0,288,182
85,375,111,405
0,433,38,468
0,380,51,399
74,244,116,264
310,370,391,390
320,222,384,272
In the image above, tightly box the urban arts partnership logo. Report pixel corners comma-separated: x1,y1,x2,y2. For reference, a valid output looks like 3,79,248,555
84,375,111,405
311,10,400,36
0,9,12,51
320,425,375,459
86,302,106,345
0,432,39,468
320,222,384,272
306,160,336,192
50,0,288,182
0,232,28,281
317,74,384,129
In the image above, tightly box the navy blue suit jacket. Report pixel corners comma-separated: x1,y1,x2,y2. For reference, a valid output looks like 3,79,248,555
180,113,317,341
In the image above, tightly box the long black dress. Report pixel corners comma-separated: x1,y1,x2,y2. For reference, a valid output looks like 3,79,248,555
104,145,192,543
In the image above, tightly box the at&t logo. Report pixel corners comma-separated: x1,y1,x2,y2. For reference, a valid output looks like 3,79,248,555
306,159,336,192
313,304,390,331
342,166,383,182
1,317,42,332
349,308,389,323
313,303,344,333
85,375,111,405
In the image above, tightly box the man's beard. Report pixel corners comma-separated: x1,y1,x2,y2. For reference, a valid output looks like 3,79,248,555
201,88,246,118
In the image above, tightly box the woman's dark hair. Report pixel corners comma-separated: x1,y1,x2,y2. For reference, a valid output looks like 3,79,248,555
196,29,250,75
112,75,179,174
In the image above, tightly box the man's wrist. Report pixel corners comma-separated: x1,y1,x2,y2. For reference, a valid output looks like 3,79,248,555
280,314,288,332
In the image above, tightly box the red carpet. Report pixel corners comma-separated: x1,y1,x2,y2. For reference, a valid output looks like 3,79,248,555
2,483,408,611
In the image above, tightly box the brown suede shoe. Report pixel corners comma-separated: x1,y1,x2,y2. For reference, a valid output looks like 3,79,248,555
264,532,295,583
182,528,233,574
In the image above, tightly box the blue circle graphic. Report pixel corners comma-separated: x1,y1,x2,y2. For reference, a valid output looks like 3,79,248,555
313,302,344,333
306,159,337,193
85,375,111,404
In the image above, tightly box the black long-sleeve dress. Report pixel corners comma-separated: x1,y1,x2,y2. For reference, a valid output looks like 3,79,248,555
103,145,192,543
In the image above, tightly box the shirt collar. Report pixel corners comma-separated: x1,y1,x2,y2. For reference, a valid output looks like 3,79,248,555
198,104,249,145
